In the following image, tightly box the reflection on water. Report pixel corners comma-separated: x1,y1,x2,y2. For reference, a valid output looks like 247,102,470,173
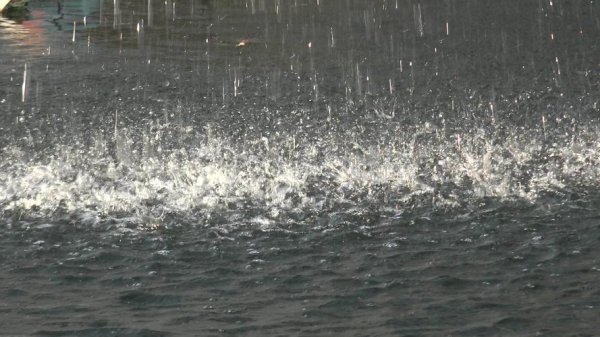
0,0,104,55
0,15,43,50
60,0,100,17
0,0,10,12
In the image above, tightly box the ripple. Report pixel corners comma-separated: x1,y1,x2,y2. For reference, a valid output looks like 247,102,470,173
34,328,169,337
119,291,183,309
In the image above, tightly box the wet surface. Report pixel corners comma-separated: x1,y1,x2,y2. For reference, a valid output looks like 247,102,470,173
1,0,600,335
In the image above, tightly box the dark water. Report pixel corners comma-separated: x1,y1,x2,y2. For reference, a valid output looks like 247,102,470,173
1,0,600,335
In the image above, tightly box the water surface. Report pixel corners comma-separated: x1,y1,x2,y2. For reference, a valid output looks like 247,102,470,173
1,0,599,335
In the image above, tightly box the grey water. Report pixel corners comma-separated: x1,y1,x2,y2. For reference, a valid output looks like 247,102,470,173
1,0,599,335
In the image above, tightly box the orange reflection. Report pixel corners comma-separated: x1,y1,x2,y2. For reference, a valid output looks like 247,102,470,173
0,11,47,50
20,10,46,46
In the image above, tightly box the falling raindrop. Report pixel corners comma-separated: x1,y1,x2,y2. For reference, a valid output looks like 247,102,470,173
113,0,121,28
21,64,28,103
72,21,77,43
148,0,153,26
414,3,424,37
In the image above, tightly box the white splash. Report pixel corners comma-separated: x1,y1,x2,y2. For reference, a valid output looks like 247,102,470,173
1,125,599,227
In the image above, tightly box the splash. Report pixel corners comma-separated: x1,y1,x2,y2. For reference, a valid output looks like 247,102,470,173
2,120,599,230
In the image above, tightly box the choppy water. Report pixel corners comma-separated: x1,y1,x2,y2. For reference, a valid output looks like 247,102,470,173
1,0,600,335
